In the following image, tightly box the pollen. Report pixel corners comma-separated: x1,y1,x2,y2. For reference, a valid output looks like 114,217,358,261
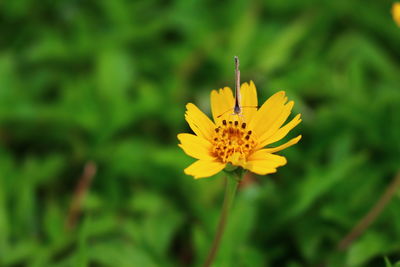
211,119,256,164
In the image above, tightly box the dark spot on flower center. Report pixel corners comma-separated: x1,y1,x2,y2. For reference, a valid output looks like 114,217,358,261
211,119,256,164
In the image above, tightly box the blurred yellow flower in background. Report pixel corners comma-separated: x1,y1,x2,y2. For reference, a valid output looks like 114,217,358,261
178,82,301,179
393,2,400,26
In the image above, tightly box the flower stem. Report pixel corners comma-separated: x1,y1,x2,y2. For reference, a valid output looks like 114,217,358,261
203,172,241,267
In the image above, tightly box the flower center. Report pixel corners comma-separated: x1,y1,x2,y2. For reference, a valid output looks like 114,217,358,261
211,119,256,165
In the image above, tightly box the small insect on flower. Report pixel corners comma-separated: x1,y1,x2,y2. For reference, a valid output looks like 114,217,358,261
178,57,302,179
393,2,400,27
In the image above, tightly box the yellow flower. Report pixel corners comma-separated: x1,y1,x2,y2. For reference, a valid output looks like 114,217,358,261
393,2,400,27
178,81,301,179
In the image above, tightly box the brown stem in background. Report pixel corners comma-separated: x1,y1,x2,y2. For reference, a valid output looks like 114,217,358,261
337,171,400,250
65,161,97,231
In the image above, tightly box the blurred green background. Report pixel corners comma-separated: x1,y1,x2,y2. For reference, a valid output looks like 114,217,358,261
1,0,400,266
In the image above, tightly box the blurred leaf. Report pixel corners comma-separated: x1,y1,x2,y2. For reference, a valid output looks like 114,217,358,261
130,191,184,258
347,232,391,266
89,241,158,267
256,14,313,74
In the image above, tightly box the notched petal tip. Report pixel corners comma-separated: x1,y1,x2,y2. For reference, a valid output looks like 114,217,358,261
280,156,288,166
268,90,288,106
271,154,287,166
183,160,226,179
286,100,294,109
275,90,286,97
244,148,289,176
240,81,249,88
185,102,196,110
177,133,186,141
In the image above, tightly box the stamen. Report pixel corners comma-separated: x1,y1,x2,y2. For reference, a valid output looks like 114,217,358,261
211,117,256,164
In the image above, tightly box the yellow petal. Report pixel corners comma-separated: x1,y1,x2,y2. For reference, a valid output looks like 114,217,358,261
393,3,400,27
258,100,294,140
185,103,215,141
177,133,214,160
244,150,287,175
244,161,277,175
248,149,287,164
257,114,302,149
211,87,234,123
249,91,287,138
262,135,302,153
184,160,226,179
240,81,258,122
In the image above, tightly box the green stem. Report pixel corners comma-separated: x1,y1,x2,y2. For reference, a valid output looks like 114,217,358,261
203,172,241,267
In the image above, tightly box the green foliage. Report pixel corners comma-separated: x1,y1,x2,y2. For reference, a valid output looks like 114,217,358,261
385,256,400,267
1,0,400,266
